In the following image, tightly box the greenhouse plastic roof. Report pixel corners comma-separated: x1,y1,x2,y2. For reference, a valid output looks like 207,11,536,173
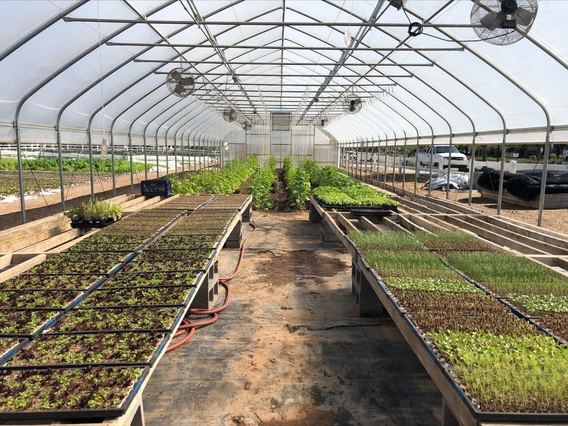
1,0,567,145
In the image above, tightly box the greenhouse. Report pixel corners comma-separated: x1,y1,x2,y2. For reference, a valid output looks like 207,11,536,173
0,0,567,425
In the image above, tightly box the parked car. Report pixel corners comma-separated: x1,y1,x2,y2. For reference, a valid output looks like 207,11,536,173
563,145,568,162
417,145,469,171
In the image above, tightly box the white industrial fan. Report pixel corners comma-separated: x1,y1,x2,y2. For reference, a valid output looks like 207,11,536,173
343,95,363,115
223,108,238,123
166,68,196,97
471,0,538,45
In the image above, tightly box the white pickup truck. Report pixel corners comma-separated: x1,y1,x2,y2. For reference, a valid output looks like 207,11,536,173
417,145,469,171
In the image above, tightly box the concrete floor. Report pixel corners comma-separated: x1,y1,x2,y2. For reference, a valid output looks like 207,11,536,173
143,211,441,426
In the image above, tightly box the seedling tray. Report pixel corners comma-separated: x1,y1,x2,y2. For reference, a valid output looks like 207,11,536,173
70,219,117,229
0,366,150,421
45,307,183,334
356,254,568,423
0,310,64,339
349,208,393,217
2,274,108,292
4,332,169,368
79,286,196,309
101,271,203,289
0,290,87,312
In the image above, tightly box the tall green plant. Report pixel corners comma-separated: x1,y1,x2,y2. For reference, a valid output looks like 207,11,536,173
250,156,277,209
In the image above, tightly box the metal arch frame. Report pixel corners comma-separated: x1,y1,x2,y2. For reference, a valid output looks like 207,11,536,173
404,8,553,227
323,2,505,203
153,101,212,177
0,0,89,62
12,0,179,222
143,98,204,179
285,6,449,145
366,99,422,194
297,0,387,122
7,1,563,225
104,13,281,184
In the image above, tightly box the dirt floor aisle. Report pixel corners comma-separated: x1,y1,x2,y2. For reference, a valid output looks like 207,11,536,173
143,211,441,426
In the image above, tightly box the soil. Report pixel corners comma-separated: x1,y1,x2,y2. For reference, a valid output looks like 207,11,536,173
270,171,289,210
256,250,349,286
143,211,442,426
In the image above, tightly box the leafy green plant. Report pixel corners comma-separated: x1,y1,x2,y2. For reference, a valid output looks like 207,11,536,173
249,156,277,209
365,250,458,279
286,167,311,209
413,232,493,251
348,231,422,252
508,295,568,314
66,199,123,222
430,331,568,413
170,155,258,195
385,277,480,293
444,252,568,289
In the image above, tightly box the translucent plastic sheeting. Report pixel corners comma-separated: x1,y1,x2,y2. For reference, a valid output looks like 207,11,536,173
0,0,566,148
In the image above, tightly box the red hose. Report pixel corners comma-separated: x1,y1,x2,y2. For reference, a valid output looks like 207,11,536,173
166,217,261,353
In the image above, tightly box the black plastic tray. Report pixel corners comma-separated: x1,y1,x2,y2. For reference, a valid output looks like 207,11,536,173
2,332,170,369
354,247,568,423
349,208,393,217
0,366,150,421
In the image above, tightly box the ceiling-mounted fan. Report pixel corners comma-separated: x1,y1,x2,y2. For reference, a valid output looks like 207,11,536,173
223,108,238,123
165,68,195,97
471,0,538,45
343,95,363,115
242,122,253,131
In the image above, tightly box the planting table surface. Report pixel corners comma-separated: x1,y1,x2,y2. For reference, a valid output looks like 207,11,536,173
312,200,568,426
0,194,250,423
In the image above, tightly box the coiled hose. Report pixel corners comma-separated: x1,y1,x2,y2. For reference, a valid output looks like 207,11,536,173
166,218,259,353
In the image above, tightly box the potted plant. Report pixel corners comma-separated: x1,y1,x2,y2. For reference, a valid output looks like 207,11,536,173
67,199,123,229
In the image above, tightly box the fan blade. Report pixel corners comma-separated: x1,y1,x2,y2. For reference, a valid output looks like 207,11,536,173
174,85,185,95
353,98,362,106
183,76,195,86
515,6,535,26
480,11,504,31
169,70,181,81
